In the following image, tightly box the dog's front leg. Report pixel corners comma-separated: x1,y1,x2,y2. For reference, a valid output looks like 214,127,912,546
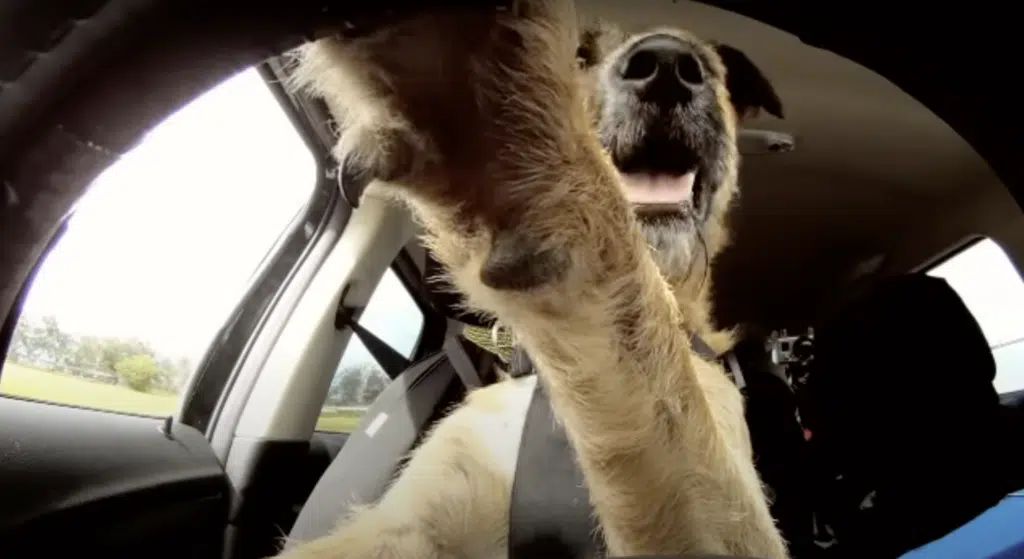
292,1,787,557
274,387,522,559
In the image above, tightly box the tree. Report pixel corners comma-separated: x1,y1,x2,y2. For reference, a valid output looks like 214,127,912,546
7,315,73,369
328,367,366,406
113,354,161,392
7,320,45,364
70,336,104,370
39,315,74,368
98,338,154,374
360,369,388,404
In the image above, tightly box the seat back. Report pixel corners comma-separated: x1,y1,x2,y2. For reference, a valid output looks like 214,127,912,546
287,349,466,544
732,337,818,559
806,273,1013,557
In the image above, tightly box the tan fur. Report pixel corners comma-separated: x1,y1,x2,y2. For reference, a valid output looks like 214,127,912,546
278,2,787,558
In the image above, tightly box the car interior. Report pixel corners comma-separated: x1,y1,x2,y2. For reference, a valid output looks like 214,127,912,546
1,1,1023,559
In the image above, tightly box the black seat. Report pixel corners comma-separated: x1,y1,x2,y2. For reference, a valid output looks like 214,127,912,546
804,273,1023,558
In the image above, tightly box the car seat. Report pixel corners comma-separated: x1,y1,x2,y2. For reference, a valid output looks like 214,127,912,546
805,273,1024,558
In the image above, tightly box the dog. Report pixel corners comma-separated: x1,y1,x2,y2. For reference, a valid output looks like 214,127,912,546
280,2,787,557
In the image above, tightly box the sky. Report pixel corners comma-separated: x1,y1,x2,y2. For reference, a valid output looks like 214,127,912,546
18,67,423,373
21,68,317,364
12,66,1024,393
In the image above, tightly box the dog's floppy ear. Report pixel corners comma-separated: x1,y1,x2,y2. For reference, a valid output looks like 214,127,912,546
712,43,784,120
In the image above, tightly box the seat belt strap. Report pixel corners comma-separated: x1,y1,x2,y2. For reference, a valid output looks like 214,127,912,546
334,281,417,379
445,333,483,389
690,334,718,362
446,319,499,390
335,312,412,379
725,351,746,390
508,378,605,559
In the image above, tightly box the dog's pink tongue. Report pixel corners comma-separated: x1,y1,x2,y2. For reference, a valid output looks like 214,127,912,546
622,171,696,205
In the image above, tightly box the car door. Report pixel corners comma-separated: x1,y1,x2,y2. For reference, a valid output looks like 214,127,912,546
0,63,335,558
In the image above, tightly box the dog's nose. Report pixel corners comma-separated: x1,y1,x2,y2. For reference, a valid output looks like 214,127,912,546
619,34,705,106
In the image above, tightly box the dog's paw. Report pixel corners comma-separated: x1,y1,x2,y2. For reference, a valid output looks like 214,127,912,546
334,120,433,205
297,0,578,176
295,0,583,289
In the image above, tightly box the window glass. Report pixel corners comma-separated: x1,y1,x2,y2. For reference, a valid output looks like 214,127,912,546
316,267,425,433
1,67,318,416
927,237,1024,394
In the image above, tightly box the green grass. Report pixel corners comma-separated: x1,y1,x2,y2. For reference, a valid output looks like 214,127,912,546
2,361,369,433
316,408,366,433
0,362,179,417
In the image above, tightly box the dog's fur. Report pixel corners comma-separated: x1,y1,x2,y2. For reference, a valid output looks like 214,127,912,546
280,2,788,557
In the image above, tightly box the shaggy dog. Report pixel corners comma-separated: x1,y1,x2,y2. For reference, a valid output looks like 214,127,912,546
280,1,787,557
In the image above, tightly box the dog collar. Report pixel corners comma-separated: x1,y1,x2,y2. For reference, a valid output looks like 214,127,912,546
461,322,745,389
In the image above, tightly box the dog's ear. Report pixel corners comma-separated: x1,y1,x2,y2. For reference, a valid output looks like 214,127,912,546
712,43,784,120
576,19,624,69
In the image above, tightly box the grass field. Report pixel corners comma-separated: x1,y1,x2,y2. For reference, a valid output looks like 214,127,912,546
0,362,179,416
3,361,368,432
316,408,366,433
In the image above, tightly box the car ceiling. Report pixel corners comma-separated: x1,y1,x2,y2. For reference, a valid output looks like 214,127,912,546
403,0,1022,333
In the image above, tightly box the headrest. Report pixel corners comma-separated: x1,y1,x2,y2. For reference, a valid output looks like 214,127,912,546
807,273,999,443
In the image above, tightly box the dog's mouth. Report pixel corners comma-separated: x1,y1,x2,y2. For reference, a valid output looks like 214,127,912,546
621,171,698,215
612,137,706,219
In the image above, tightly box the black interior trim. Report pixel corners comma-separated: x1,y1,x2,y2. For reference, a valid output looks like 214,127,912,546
223,439,314,559
694,1,1022,212
0,219,66,375
0,397,230,558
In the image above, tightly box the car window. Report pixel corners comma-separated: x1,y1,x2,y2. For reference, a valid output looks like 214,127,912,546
0,67,317,417
927,237,1024,394
316,267,426,433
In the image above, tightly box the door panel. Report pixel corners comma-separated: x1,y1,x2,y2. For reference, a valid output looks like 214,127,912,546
0,397,229,558
1000,388,1024,409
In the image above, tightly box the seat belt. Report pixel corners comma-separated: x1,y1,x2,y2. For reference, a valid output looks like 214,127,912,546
508,377,606,559
334,294,412,379
507,333,726,559
445,319,487,389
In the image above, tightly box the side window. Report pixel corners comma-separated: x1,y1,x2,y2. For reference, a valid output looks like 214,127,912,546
927,237,1024,394
317,267,425,433
1,68,317,417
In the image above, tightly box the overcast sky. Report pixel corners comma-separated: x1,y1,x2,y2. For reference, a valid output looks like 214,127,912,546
12,67,1024,393
19,67,423,372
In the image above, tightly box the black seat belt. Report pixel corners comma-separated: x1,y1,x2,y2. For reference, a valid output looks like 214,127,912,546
334,288,412,379
508,377,606,559
445,324,484,389
508,333,726,559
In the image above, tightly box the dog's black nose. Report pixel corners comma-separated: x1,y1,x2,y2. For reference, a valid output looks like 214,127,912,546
619,34,705,106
